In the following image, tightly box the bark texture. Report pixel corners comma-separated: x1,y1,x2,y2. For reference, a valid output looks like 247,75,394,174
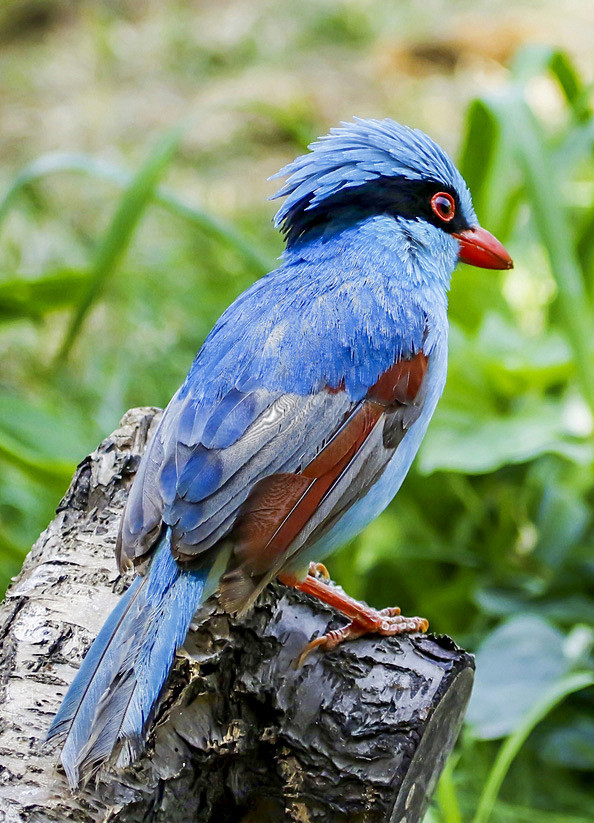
0,408,474,823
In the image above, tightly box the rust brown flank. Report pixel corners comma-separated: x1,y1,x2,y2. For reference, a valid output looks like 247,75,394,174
233,351,428,574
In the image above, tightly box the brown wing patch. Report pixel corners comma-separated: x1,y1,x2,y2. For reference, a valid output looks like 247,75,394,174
232,473,311,574
233,402,384,575
219,351,430,614
369,351,428,405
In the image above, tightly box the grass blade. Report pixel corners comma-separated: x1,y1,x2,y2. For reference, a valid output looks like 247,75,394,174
510,98,594,414
436,754,463,823
0,152,273,273
0,153,126,231
472,671,594,823
511,46,591,122
0,269,88,322
459,100,500,223
54,127,183,362
459,98,521,238
576,201,594,284
472,92,594,414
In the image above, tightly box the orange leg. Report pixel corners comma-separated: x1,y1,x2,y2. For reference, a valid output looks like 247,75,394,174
279,567,429,666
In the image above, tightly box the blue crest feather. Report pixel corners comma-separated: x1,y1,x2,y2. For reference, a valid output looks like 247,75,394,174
270,117,475,238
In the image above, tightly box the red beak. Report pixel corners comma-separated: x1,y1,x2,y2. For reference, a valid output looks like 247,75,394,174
453,227,513,270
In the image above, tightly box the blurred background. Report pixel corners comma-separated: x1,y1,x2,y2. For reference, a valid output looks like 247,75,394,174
0,1,593,821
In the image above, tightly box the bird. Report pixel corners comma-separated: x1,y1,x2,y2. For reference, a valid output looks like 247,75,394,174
46,117,512,788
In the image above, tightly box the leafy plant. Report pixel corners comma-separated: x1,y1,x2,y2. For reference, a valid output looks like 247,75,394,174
422,47,594,823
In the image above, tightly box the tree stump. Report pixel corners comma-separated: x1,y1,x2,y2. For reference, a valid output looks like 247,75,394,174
0,408,474,823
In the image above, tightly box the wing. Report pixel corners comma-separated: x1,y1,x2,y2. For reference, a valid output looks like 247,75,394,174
117,352,429,612
219,351,429,612
116,383,354,570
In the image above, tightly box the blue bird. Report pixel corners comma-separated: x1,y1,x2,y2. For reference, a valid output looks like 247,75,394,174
47,117,512,787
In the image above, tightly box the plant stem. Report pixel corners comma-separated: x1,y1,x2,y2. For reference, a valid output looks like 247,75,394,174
437,754,463,823
54,128,184,364
0,152,274,274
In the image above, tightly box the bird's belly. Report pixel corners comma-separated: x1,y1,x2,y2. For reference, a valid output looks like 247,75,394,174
292,341,447,569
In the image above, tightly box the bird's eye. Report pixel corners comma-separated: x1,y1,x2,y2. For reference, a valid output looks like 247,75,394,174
431,192,456,223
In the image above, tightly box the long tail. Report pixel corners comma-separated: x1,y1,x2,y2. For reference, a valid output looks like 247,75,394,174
46,531,207,788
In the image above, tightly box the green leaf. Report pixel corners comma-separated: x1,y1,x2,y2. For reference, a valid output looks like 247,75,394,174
467,615,572,740
419,400,591,476
539,713,594,770
534,484,589,570
472,314,574,394
448,269,511,333
486,801,594,823
475,589,594,628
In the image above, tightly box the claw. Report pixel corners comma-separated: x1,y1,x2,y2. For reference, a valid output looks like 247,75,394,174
307,562,330,581
279,565,428,666
295,613,429,667
379,606,401,617
296,622,367,667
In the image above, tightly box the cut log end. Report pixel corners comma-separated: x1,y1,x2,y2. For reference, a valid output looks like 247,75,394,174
0,407,474,822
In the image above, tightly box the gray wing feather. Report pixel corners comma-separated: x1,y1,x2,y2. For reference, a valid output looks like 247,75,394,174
118,386,353,569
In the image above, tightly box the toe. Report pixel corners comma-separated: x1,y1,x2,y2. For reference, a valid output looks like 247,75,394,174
379,606,401,617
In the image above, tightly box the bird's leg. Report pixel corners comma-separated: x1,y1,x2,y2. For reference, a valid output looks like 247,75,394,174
279,566,428,666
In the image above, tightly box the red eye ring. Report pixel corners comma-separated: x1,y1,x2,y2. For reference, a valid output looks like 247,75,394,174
431,192,456,223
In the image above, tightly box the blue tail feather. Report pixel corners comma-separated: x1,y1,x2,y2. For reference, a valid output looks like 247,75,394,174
47,531,207,787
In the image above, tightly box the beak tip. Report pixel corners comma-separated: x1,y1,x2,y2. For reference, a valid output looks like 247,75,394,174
454,226,513,271
500,251,514,270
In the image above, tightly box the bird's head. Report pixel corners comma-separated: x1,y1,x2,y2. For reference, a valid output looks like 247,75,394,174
271,117,512,272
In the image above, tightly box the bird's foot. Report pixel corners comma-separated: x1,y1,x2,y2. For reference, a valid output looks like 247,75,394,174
278,567,428,666
296,609,429,666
